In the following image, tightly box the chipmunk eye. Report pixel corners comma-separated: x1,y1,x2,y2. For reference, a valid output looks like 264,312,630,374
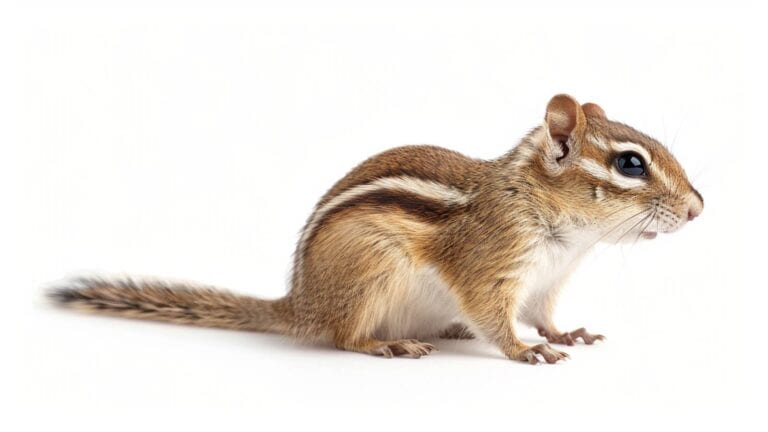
615,151,647,177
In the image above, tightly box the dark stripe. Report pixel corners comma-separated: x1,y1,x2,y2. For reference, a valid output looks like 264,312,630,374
303,189,460,255
49,281,204,320
333,190,455,221
321,171,462,206
47,288,90,304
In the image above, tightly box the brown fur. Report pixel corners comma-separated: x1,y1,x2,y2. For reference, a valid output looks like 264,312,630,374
50,278,294,333
49,94,703,364
318,145,485,205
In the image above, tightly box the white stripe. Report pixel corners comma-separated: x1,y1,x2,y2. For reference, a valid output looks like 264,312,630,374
578,158,647,189
578,158,611,182
293,176,469,286
607,167,647,189
594,186,605,200
611,141,652,164
590,135,609,151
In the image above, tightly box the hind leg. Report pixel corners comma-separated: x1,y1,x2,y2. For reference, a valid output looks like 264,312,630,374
301,211,447,358
330,268,439,359
336,337,437,359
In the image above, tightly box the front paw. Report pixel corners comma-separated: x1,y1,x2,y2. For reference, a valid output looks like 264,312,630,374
538,327,605,345
509,343,569,365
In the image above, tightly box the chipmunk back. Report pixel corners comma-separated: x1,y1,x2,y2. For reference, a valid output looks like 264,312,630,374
50,94,703,364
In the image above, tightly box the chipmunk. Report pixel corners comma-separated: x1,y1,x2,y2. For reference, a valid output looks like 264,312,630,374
49,94,703,364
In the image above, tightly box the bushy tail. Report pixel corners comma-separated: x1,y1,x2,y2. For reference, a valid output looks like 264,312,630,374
48,277,295,333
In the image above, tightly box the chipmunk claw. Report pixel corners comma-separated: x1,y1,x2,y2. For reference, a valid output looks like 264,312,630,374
513,343,569,365
570,327,605,345
539,327,605,345
372,339,437,359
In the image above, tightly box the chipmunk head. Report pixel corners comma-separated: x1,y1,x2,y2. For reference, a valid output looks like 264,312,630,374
529,94,703,241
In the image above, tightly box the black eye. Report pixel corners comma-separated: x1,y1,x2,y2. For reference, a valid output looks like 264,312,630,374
615,151,647,177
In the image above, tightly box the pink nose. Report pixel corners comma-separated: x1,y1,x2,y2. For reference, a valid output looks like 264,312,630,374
687,207,701,221
688,188,704,222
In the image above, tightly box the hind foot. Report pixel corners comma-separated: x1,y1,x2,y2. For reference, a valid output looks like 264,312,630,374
338,338,437,359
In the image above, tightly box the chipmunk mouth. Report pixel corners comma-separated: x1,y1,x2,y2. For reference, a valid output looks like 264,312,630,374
641,231,658,240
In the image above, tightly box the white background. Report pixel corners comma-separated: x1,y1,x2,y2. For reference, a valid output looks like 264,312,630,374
2,1,765,430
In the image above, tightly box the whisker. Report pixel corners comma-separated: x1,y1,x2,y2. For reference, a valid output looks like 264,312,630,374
656,213,661,234
616,211,655,244
632,210,657,245
600,202,644,221
586,208,651,250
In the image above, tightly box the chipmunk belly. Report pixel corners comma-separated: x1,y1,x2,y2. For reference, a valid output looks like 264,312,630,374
374,265,463,340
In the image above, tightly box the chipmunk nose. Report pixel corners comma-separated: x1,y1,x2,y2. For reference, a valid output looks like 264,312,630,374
687,188,704,221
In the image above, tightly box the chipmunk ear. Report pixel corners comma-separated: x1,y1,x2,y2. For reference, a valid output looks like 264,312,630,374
582,102,606,119
543,94,586,170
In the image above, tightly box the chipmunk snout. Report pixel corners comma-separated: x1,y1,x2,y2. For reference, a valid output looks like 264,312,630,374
686,188,704,222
